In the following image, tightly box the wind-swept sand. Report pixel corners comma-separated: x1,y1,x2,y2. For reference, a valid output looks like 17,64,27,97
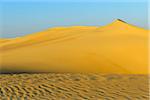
0,19,149,99
0,73,149,99
0,19,149,74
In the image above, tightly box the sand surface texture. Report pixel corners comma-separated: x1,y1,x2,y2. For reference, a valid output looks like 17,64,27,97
0,73,149,100
0,19,149,74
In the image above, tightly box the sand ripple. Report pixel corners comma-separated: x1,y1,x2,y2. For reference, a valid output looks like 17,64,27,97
0,73,149,100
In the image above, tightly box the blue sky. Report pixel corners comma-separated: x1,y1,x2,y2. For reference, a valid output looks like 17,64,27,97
0,0,149,38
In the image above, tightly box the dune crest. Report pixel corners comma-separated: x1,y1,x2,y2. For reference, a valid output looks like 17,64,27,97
0,19,149,74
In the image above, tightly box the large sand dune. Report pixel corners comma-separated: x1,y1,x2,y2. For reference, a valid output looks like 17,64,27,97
0,19,149,74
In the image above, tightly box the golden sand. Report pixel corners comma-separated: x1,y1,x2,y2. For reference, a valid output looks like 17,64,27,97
0,73,149,99
0,19,149,74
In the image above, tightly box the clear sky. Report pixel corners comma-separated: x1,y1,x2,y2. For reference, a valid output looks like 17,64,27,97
0,0,149,38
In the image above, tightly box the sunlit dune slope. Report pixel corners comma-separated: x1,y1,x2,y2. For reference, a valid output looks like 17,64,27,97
0,19,149,74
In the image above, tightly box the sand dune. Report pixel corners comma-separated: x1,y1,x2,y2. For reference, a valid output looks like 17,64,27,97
0,39,12,43
0,19,149,74
0,73,149,99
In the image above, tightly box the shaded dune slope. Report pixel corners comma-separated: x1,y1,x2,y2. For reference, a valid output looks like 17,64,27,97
0,19,149,74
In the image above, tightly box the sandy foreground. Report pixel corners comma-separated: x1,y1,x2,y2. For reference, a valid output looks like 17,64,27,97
0,73,149,100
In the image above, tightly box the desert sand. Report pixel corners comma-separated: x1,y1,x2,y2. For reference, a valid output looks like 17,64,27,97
0,19,149,99
0,73,149,99
0,19,149,74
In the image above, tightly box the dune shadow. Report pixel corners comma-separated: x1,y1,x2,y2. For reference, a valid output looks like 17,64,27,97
0,68,53,74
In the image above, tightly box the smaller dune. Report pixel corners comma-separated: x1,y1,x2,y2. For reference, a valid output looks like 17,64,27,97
0,39,12,43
